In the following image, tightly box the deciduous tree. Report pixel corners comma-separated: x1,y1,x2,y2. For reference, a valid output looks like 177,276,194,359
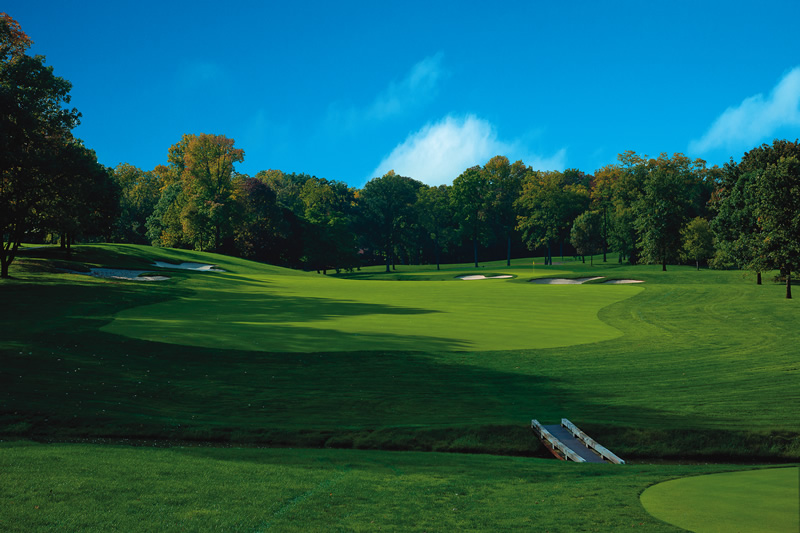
754,155,800,298
515,170,589,265
681,217,714,270
632,153,707,271
570,210,603,265
451,166,491,267
359,171,422,272
416,184,454,270
0,13,81,277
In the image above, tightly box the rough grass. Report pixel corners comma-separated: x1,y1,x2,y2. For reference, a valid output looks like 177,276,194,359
0,441,764,532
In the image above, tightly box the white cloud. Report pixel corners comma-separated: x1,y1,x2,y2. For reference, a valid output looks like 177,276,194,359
689,67,800,154
369,114,566,186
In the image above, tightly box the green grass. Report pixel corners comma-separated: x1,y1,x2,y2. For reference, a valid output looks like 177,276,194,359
3,244,800,530
0,440,765,532
104,263,638,353
2,244,798,459
640,467,800,532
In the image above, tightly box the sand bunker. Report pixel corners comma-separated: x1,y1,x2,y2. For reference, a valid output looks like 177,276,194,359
602,279,644,284
153,261,225,272
458,274,514,280
69,268,169,282
529,277,605,284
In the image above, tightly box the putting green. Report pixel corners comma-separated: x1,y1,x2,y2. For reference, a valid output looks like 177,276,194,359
103,272,642,352
640,467,800,533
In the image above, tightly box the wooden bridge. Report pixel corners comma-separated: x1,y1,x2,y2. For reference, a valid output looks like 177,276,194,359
531,418,625,464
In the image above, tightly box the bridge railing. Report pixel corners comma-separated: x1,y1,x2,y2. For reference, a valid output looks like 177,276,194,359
561,418,625,464
531,419,586,463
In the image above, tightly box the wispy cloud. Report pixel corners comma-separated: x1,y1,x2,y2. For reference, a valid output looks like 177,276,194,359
369,114,566,186
689,66,800,154
367,52,445,120
327,52,446,130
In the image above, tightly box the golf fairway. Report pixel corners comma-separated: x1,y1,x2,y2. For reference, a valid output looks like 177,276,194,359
104,273,642,352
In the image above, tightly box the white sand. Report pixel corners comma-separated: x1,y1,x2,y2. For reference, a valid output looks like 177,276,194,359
529,276,605,284
69,268,169,282
153,261,225,272
458,274,514,280
602,279,645,284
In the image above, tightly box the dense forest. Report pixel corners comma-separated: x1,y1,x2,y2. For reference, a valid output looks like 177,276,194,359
2,13,799,297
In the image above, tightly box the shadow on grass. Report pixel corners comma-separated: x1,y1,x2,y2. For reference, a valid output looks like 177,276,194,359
106,279,466,352
2,312,740,459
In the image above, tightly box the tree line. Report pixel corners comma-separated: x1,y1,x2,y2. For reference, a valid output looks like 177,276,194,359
112,135,800,299
2,13,799,297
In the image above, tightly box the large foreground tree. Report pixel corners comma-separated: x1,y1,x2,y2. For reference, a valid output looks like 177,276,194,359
1,13,81,277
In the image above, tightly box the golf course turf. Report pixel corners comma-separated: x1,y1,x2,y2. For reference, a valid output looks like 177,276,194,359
2,244,798,530
640,466,800,532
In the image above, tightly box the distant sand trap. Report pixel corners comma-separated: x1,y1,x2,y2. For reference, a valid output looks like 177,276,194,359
69,268,169,282
153,261,225,272
458,274,514,280
602,279,644,284
530,277,604,284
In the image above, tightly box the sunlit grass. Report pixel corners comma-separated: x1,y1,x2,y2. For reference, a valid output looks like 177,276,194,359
0,441,759,533
105,271,639,352
640,467,800,532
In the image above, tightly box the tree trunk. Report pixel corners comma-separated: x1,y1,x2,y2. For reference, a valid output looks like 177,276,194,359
662,256,667,271
506,235,511,267
696,259,699,271
787,271,792,299
590,254,594,267
1,239,19,278
547,241,552,266
435,235,440,271
385,249,391,273
602,206,608,262
1,254,9,278
757,272,762,285
581,255,585,264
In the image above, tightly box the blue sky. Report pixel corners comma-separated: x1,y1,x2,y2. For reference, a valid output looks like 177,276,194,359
7,1,800,187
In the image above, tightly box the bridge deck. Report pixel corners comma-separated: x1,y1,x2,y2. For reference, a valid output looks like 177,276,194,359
542,424,606,463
